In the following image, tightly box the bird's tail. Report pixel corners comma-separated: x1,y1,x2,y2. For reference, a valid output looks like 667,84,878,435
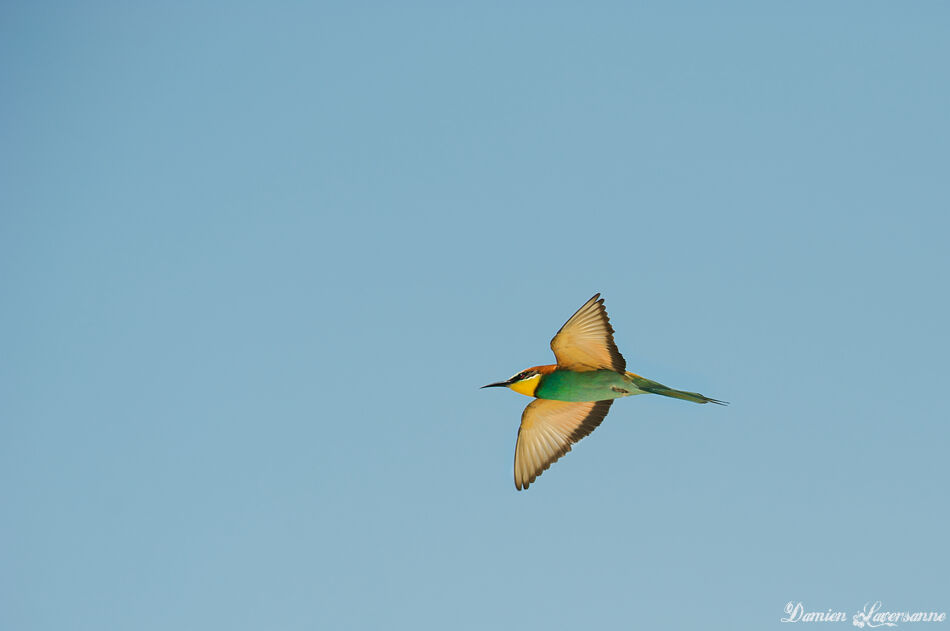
625,372,727,405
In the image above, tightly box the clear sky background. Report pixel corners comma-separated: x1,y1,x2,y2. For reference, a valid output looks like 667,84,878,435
2,2,948,630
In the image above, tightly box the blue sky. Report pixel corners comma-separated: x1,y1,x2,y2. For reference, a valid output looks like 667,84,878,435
2,2,948,629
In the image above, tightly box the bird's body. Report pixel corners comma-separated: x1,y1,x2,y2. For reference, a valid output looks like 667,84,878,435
483,294,725,490
538,368,636,401
507,366,635,401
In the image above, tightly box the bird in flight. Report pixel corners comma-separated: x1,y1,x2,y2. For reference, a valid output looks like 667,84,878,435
483,293,725,490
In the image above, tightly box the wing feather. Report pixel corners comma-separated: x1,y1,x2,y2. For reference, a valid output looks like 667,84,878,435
550,294,626,372
513,399,613,490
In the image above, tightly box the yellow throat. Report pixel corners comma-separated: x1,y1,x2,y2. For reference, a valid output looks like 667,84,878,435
508,373,541,397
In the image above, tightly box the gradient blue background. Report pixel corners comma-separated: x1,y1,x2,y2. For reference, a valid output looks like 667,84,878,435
3,3,948,629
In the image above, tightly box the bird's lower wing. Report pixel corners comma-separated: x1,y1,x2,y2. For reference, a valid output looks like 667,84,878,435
514,398,613,490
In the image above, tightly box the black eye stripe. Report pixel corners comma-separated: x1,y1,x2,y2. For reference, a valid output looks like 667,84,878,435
511,370,540,382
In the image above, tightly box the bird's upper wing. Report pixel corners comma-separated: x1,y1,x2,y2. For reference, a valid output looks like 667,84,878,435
550,293,626,372
514,398,613,490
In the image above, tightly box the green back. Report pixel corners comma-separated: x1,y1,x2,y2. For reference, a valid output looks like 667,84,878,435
535,369,631,402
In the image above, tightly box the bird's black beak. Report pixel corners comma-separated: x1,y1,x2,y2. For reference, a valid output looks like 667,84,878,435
481,380,510,389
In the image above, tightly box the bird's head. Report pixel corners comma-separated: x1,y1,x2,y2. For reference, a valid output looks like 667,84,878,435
481,366,547,397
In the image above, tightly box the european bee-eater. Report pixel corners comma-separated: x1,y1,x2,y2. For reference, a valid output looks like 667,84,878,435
483,293,725,490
